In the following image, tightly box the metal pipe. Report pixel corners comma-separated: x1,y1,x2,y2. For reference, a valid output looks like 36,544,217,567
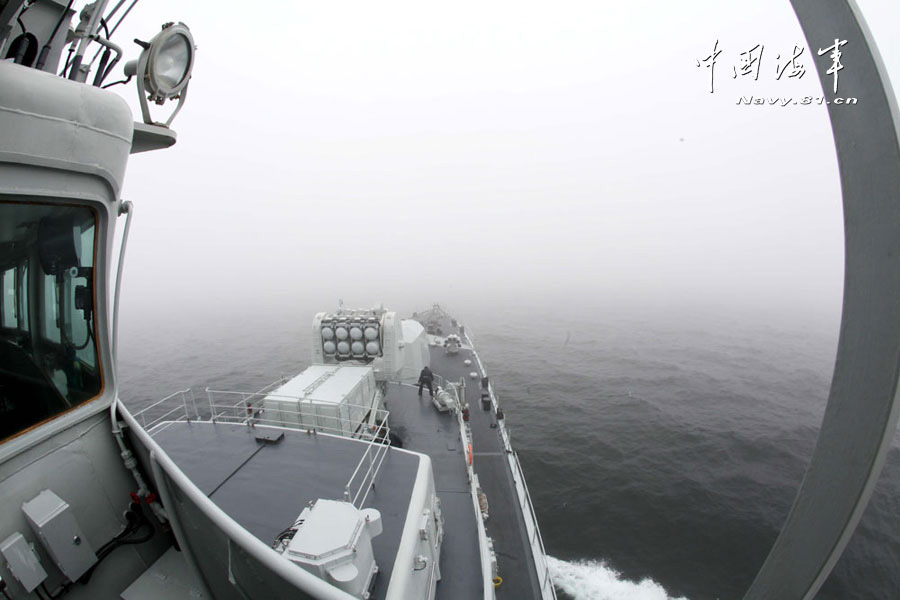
87,33,122,86
67,0,109,81
112,200,133,377
109,399,168,523
35,0,73,71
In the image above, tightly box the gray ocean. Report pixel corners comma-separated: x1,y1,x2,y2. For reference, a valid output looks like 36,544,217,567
118,301,900,600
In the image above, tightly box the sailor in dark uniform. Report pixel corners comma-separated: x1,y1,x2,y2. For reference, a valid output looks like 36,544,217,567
418,366,434,397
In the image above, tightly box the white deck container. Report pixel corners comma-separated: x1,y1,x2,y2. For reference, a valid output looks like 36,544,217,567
262,365,377,436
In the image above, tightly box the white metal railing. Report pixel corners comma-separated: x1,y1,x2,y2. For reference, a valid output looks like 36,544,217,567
463,335,557,600
205,377,287,422
116,401,358,600
439,379,494,599
134,378,394,510
399,374,491,597
204,385,393,508
432,373,449,392
343,418,392,508
133,389,200,431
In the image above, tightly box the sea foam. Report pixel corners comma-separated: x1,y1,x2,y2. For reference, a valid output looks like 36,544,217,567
547,556,689,600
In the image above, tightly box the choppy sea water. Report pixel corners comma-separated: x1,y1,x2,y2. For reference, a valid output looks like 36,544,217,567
118,303,900,600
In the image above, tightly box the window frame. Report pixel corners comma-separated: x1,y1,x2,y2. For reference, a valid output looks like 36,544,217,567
0,198,108,445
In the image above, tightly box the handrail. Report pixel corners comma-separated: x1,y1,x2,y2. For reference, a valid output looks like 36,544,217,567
511,449,554,596
206,378,286,421
133,389,198,430
116,399,357,600
463,334,557,600
402,374,492,597
444,379,495,600
343,418,391,508
134,375,387,441
204,388,386,437
135,382,394,510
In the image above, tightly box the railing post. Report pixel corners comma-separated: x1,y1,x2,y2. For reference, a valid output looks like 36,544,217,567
181,391,191,422
368,446,374,496
207,388,216,423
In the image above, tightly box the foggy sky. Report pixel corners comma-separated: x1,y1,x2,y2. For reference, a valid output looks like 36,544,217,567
107,0,900,330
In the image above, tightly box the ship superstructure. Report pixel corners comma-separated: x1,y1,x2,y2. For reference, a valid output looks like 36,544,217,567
121,304,555,599
0,1,555,596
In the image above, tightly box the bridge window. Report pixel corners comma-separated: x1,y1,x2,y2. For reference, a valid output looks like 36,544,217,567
0,201,102,442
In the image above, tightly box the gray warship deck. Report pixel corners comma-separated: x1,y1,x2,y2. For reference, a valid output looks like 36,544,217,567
414,311,544,600
142,307,547,600
429,347,543,600
381,381,483,598
150,400,484,599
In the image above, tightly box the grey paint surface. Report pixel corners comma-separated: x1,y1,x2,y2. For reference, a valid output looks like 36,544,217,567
423,319,545,600
151,421,418,599
744,1,900,598
382,381,484,600
121,546,208,600
149,415,489,599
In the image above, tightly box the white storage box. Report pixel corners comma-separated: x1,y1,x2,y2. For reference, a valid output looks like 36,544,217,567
263,365,376,436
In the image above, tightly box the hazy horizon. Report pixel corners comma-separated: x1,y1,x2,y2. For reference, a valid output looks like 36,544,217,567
107,0,900,339
101,4,900,596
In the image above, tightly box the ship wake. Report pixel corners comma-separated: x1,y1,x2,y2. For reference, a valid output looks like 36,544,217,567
547,556,689,600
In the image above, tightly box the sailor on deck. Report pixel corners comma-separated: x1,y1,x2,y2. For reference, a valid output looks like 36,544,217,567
418,366,434,397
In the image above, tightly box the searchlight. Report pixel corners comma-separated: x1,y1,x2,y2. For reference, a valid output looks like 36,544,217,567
124,22,195,127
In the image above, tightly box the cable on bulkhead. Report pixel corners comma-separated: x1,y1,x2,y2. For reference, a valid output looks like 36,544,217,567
35,0,73,71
